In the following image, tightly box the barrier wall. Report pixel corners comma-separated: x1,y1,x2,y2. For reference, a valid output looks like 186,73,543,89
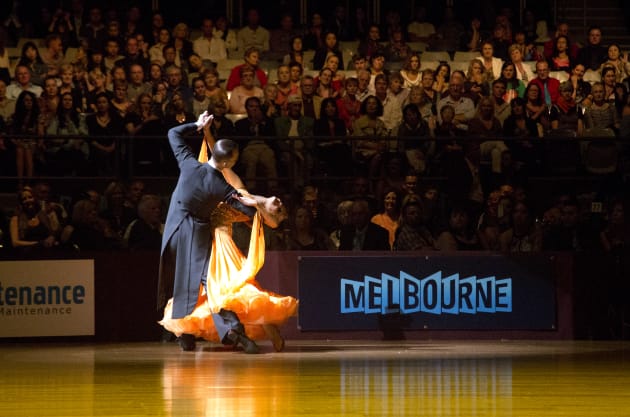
3,250,618,342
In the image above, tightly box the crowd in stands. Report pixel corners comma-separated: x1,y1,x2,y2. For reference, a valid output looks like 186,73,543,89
0,2,629,258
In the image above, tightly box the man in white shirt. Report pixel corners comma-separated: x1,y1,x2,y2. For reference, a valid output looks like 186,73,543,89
6,65,43,99
407,7,435,43
193,18,227,65
237,8,269,55
436,76,475,130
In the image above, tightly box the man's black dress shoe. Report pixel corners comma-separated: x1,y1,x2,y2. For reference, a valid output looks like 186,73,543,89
178,334,196,351
227,330,259,354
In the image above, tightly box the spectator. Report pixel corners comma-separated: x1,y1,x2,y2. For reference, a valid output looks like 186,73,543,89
351,95,388,177
207,95,234,137
499,62,526,103
237,8,269,55
193,17,227,65
315,67,340,99
371,188,400,249
103,37,124,73
285,206,334,250
226,46,268,91
600,199,629,254
125,194,163,250
499,200,542,252
148,11,166,46
275,64,299,111
7,64,43,100
274,94,315,186
400,53,422,88
229,65,264,114
490,78,511,125
313,31,345,71
355,69,372,102
233,96,278,193
16,42,48,87
283,36,306,68
110,79,132,119
326,5,352,42
476,41,503,81
339,199,390,251
213,16,238,57
329,200,353,249
65,198,119,250
298,75,322,119
118,36,150,74
599,44,630,84
0,78,15,125
582,81,619,133
164,65,192,104
385,29,411,63
435,205,481,251
407,6,435,43
126,63,152,103
468,95,508,173
436,75,475,130
529,60,560,106
548,35,572,73
11,91,43,182
336,77,361,133
465,59,490,104
80,6,106,51
269,13,300,61
201,67,226,103
393,194,435,251
304,12,325,51
508,44,536,83
313,97,350,177
432,62,450,95
261,83,281,119
124,93,164,176
357,24,385,62
322,54,345,91
550,81,584,135
45,92,88,176
149,28,171,65
397,103,432,174
524,82,549,134
543,22,579,62
85,92,124,175
576,26,607,71
171,22,194,69
9,186,59,252
543,197,594,251
431,6,464,53
503,97,540,167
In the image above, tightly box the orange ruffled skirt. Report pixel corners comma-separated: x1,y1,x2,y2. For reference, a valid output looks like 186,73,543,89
160,212,298,341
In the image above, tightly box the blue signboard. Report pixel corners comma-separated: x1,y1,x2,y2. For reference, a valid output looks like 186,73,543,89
298,255,556,331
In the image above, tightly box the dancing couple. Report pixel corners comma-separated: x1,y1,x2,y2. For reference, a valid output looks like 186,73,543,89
157,112,297,353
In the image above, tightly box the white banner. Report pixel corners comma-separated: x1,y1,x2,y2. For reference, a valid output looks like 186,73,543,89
0,259,95,337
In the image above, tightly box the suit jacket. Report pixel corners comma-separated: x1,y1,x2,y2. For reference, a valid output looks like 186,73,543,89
157,123,255,317
339,223,390,251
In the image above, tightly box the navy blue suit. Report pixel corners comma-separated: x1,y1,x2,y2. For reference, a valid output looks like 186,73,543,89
158,123,255,338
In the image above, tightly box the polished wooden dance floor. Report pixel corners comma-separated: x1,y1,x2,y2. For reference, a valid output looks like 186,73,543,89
1,340,629,416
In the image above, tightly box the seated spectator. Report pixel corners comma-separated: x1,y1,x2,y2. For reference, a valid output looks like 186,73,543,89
202,67,227,103
11,91,43,182
261,83,281,119
304,12,325,51
110,79,132,118
568,63,592,106
9,186,59,252
213,16,239,57
233,96,278,193
64,198,120,250
490,79,511,125
118,36,150,75
269,13,301,61
103,37,124,73
476,41,503,81
380,72,408,135
583,81,619,133
149,28,171,65
543,196,595,251
274,94,315,187
86,92,124,175
432,63,450,95
503,97,540,169
171,23,194,70
226,47,268,91
313,31,344,71
237,8,270,55
7,65,43,100
124,194,163,250
0,78,16,126
548,35,572,73
192,17,227,65
550,81,584,135
373,152,407,202
352,95,388,177
529,60,560,106
282,35,306,68
400,53,422,88
524,83,551,135
385,29,411,63
185,76,208,117
393,194,435,251
207,95,234,137
355,69,372,102
508,44,536,83
464,59,490,104
45,92,89,176
371,188,401,249
336,77,362,133
315,68,341,99
124,92,165,176
468,95,508,173
435,205,481,251
298,75,322,120
17,42,48,88
285,206,334,250
499,200,542,252
436,76,475,130
229,65,264,114
600,199,629,254
577,26,608,71
100,181,136,240
313,97,350,177
274,64,299,111
339,199,390,251
499,62,526,103
329,200,354,249
397,103,432,174
40,33,65,77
